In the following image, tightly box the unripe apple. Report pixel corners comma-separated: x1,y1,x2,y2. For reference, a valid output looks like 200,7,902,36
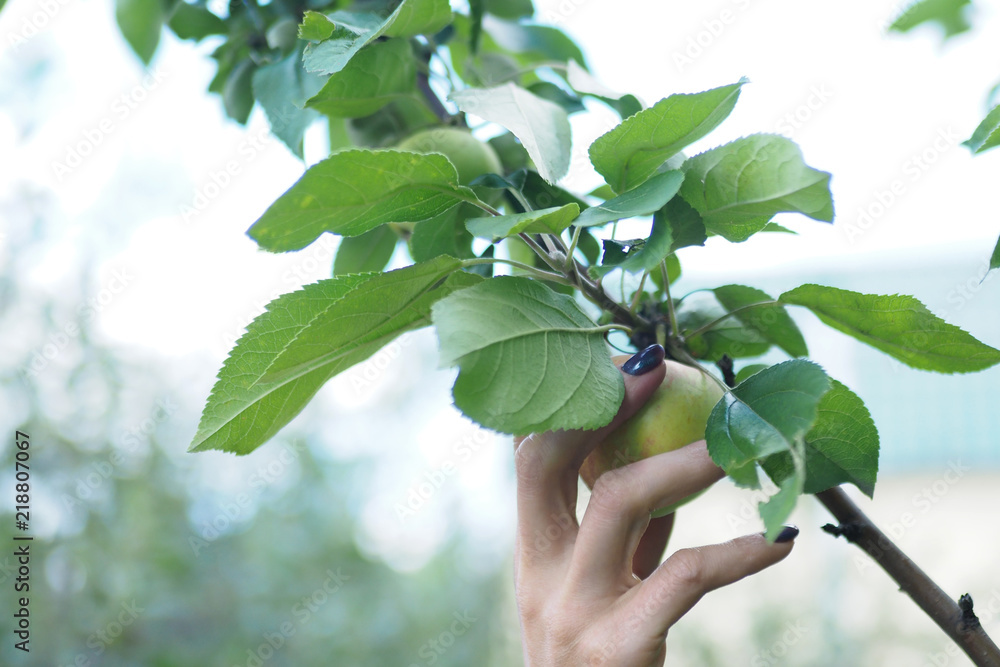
580,356,724,516
396,127,504,205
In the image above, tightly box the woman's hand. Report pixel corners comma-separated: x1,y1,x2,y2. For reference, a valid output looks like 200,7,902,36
512,344,798,666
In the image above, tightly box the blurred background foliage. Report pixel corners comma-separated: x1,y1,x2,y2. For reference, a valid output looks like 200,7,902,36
0,213,521,665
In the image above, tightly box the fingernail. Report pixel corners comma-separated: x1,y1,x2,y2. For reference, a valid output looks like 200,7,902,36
622,344,665,376
774,525,799,543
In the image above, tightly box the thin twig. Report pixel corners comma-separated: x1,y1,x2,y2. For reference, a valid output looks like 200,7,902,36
816,487,1000,667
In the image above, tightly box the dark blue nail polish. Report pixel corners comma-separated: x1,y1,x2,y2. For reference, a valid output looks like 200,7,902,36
622,344,665,376
774,525,799,543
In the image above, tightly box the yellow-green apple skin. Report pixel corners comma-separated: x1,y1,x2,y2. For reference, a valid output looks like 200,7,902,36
580,356,724,516
396,127,504,205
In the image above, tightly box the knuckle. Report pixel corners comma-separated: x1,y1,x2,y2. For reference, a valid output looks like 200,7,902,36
665,548,707,590
588,468,641,515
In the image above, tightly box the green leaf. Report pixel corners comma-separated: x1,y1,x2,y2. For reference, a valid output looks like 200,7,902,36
706,359,831,486
574,226,602,264
762,222,796,234
481,15,586,66
116,0,163,64
344,97,439,148
466,204,580,241
889,0,971,38
680,134,834,242
963,104,1000,154
303,1,451,75
382,0,452,38
762,380,879,498
659,196,707,252
648,254,682,291
247,150,480,252
451,83,572,184
565,59,642,119
306,38,416,118
758,471,804,541
259,256,469,385
333,225,398,275
780,284,1000,373
190,273,371,454
302,12,387,75
191,265,479,454
409,204,478,262
990,234,1000,274
574,170,684,228
713,285,808,357
590,213,673,279
482,0,533,19
589,79,747,193
527,81,586,114
431,276,624,434
223,59,257,124
167,3,225,40
676,294,772,362
252,52,325,158
299,11,337,41
734,363,768,384
520,170,588,211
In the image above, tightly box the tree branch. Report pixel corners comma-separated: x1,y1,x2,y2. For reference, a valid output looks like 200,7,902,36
416,72,452,124
815,486,1000,667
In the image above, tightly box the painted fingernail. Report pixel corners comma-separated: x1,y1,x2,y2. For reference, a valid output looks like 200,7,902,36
622,344,665,376
774,525,800,543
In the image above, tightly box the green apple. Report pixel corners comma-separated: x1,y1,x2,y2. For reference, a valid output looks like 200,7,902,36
580,356,724,516
396,127,504,205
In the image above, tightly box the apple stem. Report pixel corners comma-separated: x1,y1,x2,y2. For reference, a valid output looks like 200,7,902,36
815,487,1000,666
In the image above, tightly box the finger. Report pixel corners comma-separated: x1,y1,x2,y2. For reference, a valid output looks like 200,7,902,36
632,513,674,580
514,347,666,561
569,441,724,591
628,529,797,637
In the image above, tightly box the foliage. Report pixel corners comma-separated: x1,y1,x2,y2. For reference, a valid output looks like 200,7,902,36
0,223,515,666
93,0,1000,538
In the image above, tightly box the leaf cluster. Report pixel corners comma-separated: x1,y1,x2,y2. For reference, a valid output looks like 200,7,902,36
111,0,1000,538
